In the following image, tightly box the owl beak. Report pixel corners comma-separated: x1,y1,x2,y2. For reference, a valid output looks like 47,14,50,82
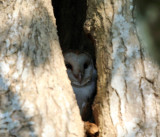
74,73,83,83
78,73,82,83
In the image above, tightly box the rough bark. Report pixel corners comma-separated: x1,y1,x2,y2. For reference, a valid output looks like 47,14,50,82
85,0,160,137
1,0,160,137
0,0,84,137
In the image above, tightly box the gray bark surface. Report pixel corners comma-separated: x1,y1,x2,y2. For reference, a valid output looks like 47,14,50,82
85,0,160,137
0,0,84,137
1,0,160,137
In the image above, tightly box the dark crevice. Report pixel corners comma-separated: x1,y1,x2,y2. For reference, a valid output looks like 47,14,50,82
51,1,98,136
51,0,97,126
51,0,95,59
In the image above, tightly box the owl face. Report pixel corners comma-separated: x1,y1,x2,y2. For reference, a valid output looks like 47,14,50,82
64,51,94,87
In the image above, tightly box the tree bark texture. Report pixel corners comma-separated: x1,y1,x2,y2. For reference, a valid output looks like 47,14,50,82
0,0,84,137
85,0,160,137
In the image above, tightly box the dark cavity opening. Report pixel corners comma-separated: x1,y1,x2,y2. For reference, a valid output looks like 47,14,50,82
51,0,95,58
51,0,96,123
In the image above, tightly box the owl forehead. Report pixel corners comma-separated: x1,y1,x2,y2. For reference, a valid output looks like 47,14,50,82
64,52,90,64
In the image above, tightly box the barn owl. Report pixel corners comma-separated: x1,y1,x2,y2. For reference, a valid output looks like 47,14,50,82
64,51,97,121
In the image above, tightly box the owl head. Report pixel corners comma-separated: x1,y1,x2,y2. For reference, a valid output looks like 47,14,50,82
64,51,95,87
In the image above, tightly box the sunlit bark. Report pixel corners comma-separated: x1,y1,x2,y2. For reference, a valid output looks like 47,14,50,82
85,0,160,136
0,0,84,137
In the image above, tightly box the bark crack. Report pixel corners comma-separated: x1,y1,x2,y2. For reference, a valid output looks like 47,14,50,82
110,0,115,26
121,38,128,104
139,77,146,122
114,88,125,130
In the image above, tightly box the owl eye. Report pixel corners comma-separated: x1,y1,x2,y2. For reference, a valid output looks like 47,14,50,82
84,62,89,69
65,63,72,70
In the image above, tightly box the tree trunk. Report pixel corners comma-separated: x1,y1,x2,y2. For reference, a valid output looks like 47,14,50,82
0,0,84,137
85,0,160,137
1,0,160,137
